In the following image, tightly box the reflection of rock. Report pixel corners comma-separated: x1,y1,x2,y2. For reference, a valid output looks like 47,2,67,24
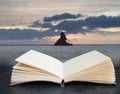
54,32,73,46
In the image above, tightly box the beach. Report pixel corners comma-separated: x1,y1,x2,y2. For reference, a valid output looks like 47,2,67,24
0,44,120,94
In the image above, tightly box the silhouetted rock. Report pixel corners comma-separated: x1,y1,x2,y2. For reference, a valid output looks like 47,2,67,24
54,32,73,46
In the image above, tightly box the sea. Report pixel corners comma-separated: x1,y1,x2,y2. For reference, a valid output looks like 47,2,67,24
0,44,120,65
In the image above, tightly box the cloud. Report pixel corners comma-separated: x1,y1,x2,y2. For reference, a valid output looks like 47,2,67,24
43,12,82,22
30,14,120,35
84,15,120,29
0,28,60,40
41,22,53,28
0,15,119,41
54,15,120,33
29,19,41,27
30,19,53,28
54,20,86,34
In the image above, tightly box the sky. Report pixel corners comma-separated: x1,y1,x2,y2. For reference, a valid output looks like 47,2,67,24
0,0,120,44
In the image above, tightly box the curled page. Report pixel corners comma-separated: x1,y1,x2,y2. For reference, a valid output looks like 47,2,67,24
15,50,64,78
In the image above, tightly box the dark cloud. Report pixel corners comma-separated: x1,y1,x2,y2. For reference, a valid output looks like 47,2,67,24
43,12,82,22
0,29,41,40
0,28,59,40
0,15,119,40
84,15,120,29
41,22,53,28
54,15,120,33
29,19,41,27
31,14,120,34
54,20,86,34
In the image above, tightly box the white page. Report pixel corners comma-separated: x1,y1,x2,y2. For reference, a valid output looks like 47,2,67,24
64,50,111,78
15,50,64,78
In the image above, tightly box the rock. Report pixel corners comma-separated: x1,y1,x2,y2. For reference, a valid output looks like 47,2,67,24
54,32,73,46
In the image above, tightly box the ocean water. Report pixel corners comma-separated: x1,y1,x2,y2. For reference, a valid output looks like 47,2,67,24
0,44,120,64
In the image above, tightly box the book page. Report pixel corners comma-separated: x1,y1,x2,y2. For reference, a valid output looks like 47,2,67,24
11,72,62,85
15,50,64,78
64,50,111,78
13,63,61,77
64,61,115,84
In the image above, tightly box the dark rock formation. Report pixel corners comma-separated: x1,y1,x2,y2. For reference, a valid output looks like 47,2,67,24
54,32,73,46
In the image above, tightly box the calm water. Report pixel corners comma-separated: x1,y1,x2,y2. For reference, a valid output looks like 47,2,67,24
0,44,120,64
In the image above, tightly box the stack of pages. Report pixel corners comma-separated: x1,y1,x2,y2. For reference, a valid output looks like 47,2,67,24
10,50,116,86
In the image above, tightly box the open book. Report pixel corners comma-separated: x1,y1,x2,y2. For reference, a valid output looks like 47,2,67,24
10,50,115,86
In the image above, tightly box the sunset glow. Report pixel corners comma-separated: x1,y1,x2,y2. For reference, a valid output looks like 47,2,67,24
43,33,120,44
